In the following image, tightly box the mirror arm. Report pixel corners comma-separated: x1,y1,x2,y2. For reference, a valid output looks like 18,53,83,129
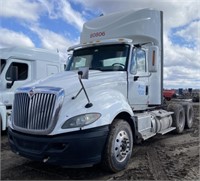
71,88,83,100
72,70,93,108
78,71,93,108
6,81,14,89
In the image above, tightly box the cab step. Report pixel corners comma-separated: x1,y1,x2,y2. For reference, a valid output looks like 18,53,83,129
141,131,156,140
157,127,176,135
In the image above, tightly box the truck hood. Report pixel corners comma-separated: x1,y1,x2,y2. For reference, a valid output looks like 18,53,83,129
20,70,126,96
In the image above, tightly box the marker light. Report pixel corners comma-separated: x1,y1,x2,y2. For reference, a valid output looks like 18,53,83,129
152,50,155,66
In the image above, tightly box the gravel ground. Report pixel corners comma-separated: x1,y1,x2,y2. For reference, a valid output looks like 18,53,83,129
1,103,199,180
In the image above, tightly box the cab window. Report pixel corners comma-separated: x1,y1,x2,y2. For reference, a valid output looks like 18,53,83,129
136,49,146,73
130,48,146,74
6,62,28,81
0,59,6,74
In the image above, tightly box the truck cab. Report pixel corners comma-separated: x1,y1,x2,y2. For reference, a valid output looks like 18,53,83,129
0,47,65,131
8,9,193,172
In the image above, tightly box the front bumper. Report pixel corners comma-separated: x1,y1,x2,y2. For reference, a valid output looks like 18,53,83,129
8,126,109,167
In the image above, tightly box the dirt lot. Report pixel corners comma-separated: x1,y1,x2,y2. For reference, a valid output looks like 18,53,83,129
1,103,199,180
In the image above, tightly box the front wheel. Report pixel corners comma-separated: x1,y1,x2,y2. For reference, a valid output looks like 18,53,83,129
102,119,133,172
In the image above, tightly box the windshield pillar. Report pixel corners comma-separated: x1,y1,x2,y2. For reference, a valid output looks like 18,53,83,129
0,59,7,74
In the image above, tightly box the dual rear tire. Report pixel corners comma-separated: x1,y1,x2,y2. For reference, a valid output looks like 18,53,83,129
182,103,194,129
167,103,193,133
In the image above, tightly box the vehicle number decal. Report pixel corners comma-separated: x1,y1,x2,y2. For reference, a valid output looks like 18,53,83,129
90,32,105,38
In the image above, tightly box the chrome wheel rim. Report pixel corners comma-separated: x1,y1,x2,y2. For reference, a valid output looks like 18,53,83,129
114,130,130,162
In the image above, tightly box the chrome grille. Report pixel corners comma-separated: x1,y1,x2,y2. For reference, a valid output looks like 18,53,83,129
12,86,64,135
13,93,56,130
28,93,56,130
14,93,29,128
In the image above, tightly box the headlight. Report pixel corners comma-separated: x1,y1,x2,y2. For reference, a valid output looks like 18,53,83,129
62,113,101,129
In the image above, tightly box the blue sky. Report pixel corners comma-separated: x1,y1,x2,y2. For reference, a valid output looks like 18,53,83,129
0,0,199,89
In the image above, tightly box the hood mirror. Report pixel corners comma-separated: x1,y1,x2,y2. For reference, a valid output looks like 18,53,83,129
72,67,92,108
78,67,89,79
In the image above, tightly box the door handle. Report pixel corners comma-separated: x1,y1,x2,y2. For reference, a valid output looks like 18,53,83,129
134,76,139,81
146,85,148,95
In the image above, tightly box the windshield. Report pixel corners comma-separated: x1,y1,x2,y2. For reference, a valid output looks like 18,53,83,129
0,59,6,74
67,44,130,71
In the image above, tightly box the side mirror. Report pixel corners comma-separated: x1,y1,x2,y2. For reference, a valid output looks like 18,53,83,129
67,55,72,61
78,67,89,79
148,46,159,72
11,66,19,81
7,66,18,89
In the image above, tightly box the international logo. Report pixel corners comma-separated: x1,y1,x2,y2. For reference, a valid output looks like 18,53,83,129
28,88,35,98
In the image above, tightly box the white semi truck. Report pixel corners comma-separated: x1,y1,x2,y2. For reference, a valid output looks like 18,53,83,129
0,47,65,131
8,9,193,172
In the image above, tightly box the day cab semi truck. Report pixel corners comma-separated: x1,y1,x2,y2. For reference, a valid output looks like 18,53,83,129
0,47,65,131
8,9,194,172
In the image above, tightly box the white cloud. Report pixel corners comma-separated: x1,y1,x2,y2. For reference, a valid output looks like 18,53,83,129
59,0,85,31
30,26,78,62
163,32,200,89
0,28,35,48
0,0,41,21
37,0,60,19
37,0,85,31
164,33,200,69
72,0,199,30
29,26,79,62
30,26,75,51
175,21,200,48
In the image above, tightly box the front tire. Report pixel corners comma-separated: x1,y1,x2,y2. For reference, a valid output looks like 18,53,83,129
102,119,133,172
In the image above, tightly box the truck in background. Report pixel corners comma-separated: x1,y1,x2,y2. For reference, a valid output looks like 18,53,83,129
8,9,194,172
0,47,65,131
163,89,177,101
163,88,199,102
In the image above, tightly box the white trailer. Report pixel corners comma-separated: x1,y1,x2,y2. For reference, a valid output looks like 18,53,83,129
0,47,65,131
8,9,193,172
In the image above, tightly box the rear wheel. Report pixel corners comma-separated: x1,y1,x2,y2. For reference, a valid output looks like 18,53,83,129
0,115,2,131
167,103,185,133
182,103,194,129
102,119,133,172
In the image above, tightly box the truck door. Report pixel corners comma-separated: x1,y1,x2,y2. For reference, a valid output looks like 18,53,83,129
0,59,31,111
128,48,149,109
3,59,31,91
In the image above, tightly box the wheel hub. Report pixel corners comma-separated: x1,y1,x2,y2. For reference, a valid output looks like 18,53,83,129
114,130,130,162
